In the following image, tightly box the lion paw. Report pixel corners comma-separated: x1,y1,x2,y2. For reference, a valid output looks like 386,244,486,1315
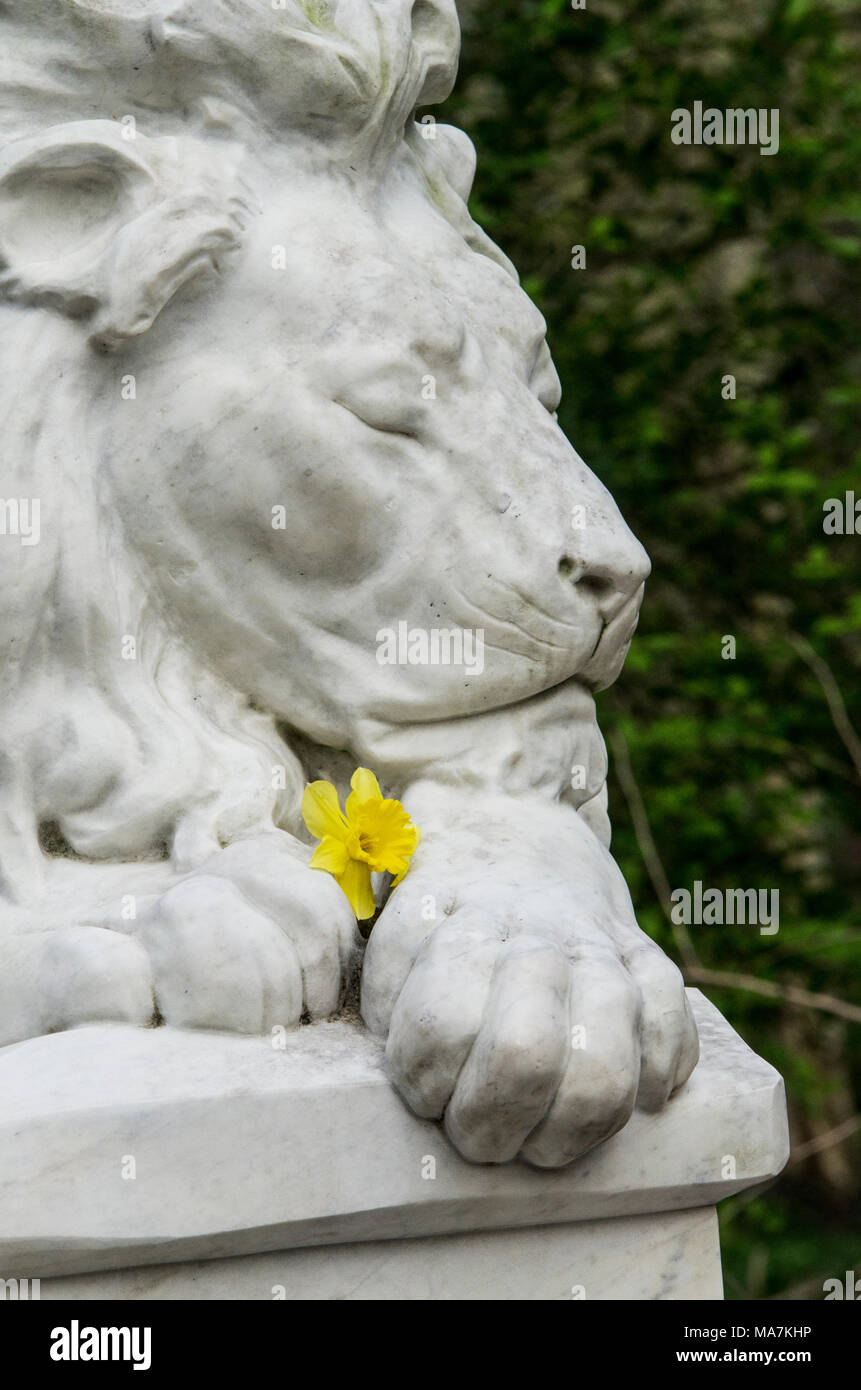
361,797,698,1168
138,832,360,1033
0,927,155,1048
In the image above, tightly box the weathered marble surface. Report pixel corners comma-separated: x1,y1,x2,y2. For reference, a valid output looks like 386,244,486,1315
35,1209,723,1302
0,0,706,1170
0,992,787,1281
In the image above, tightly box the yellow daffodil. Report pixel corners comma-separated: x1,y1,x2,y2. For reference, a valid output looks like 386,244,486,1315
301,767,420,920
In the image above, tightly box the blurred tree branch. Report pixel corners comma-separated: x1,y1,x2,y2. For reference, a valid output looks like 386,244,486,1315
786,631,861,783
608,724,861,1025
789,1113,861,1165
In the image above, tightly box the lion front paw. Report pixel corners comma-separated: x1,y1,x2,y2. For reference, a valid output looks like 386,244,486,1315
0,927,155,1048
360,801,698,1168
138,832,360,1034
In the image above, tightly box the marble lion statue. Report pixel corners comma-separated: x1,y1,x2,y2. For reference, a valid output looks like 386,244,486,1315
0,0,697,1167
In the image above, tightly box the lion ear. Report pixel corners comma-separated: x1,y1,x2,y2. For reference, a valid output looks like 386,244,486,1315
0,120,249,351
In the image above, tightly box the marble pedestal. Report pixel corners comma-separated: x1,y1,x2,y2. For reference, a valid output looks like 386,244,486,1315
0,991,788,1301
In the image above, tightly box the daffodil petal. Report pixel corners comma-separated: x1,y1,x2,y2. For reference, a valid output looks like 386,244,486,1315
337,858,377,920
349,766,383,803
309,836,350,875
301,780,347,841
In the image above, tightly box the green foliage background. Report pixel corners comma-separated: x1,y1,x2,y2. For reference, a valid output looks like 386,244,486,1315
439,0,861,1298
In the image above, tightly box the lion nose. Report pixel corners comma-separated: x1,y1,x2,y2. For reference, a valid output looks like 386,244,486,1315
558,526,651,622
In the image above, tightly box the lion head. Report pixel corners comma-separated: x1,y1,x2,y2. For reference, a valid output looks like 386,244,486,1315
0,0,649,907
